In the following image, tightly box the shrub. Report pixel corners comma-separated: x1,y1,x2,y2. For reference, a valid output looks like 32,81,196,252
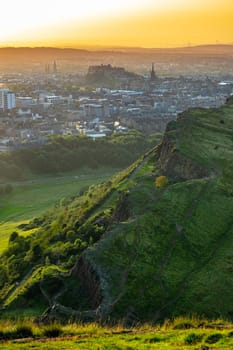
14,325,34,339
155,175,168,188
205,333,223,344
42,324,62,338
146,336,161,343
184,332,203,344
0,330,4,340
9,231,19,242
1,325,34,340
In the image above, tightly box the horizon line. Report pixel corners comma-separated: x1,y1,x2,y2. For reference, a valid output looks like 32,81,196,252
0,43,233,51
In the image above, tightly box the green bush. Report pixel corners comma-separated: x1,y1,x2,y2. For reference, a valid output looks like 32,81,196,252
205,333,223,344
42,324,62,338
146,336,161,343
184,332,203,344
0,329,4,340
0,325,33,340
14,325,34,339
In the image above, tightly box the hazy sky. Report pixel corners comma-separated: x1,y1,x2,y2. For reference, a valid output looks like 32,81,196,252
0,0,232,47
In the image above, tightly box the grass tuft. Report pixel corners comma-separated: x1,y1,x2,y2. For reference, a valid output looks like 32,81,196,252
146,335,161,343
184,332,203,344
173,321,194,330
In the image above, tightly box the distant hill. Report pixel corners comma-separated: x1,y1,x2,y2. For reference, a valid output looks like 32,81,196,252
0,44,233,54
0,45,232,73
1,97,233,323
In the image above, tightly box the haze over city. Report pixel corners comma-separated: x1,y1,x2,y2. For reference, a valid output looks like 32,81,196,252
0,0,232,48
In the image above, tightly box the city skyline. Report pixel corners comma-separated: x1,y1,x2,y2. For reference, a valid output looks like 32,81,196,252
0,0,232,48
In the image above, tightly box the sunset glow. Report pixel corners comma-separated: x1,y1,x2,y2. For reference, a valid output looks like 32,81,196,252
0,0,232,47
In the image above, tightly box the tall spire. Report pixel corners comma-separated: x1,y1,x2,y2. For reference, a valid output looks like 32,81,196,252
53,60,57,73
150,63,156,81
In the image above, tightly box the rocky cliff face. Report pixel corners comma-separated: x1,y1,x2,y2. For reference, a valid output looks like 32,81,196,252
158,124,209,180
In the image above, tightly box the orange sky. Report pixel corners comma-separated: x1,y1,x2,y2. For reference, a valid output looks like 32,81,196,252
0,0,232,48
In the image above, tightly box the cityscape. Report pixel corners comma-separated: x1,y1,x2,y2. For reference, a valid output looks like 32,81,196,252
0,53,232,151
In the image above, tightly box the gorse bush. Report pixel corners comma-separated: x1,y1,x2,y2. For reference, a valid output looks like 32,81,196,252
155,175,168,188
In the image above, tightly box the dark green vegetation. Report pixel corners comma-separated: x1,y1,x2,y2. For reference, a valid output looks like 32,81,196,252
0,318,232,349
0,131,159,182
1,98,233,324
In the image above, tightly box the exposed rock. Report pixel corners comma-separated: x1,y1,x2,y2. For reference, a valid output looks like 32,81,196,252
112,191,131,223
158,127,209,180
72,256,102,309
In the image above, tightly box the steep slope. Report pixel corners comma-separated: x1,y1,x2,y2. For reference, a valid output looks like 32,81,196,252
78,97,233,321
1,98,233,322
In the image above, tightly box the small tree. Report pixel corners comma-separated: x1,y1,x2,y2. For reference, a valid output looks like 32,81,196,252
155,175,169,188
9,231,19,243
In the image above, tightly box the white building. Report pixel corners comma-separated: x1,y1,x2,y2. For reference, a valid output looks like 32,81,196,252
39,92,63,105
16,97,35,107
0,89,16,110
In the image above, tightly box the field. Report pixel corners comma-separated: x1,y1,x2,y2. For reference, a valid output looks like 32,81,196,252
0,318,232,349
0,167,118,254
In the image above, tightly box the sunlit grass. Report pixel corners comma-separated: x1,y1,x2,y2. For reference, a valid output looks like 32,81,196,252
0,168,118,254
0,221,37,253
0,317,232,349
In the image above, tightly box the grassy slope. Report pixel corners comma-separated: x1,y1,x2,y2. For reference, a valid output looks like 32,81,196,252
0,168,117,253
87,174,233,320
173,103,233,171
1,156,147,310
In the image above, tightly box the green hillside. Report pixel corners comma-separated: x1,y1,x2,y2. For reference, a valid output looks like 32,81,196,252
1,97,233,323
0,169,117,254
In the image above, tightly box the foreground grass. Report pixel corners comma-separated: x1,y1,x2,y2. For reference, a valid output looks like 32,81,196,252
0,167,118,253
0,318,232,349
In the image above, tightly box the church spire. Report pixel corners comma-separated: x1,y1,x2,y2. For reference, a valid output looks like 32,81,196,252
53,60,57,73
150,63,156,81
